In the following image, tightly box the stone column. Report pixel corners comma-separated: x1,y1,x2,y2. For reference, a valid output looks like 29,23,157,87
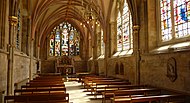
109,21,116,57
37,45,40,73
133,25,140,85
29,38,34,80
104,24,109,76
7,16,17,95
93,21,98,59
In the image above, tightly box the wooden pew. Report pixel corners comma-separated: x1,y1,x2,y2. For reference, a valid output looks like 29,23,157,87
38,73,61,76
14,88,66,95
84,76,113,89
5,74,68,103
21,84,65,89
104,88,160,103
4,93,69,103
26,81,64,86
90,81,131,97
102,85,148,103
32,78,63,81
112,94,185,103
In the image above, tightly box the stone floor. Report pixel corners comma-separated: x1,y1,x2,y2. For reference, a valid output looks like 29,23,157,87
65,81,105,103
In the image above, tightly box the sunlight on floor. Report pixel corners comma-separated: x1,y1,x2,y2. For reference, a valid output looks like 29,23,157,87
65,81,102,103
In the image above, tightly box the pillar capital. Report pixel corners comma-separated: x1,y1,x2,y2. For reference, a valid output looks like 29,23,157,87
9,16,18,26
133,25,140,33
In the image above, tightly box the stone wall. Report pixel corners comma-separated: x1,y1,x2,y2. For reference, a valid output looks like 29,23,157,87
13,53,37,84
97,59,105,75
107,56,136,83
141,51,190,93
41,59,55,73
74,61,87,72
41,57,87,73
14,54,30,83
88,56,136,83
0,52,8,92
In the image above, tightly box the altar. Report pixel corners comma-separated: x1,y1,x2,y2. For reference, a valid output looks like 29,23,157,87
55,56,75,75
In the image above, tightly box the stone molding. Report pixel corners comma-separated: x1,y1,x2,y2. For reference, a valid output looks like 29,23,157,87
9,16,18,26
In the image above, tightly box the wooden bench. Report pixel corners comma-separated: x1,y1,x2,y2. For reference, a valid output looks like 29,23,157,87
102,85,148,103
84,77,114,89
14,87,66,95
112,94,185,103
26,81,64,86
32,78,63,81
4,93,69,103
5,74,68,103
90,81,131,97
21,84,65,89
103,88,160,103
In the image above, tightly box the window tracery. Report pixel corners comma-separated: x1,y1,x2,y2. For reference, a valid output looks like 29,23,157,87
49,22,80,56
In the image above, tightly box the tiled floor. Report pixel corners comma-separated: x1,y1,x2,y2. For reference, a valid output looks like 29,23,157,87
65,81,103,103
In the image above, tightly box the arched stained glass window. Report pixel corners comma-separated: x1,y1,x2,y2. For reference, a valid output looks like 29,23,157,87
16,8,21,49
160,0,190,41
122,1,133,50
116,0,133,55
55,31,61,56
117,11,122,51
49,33,54,56
49,22,80,56
101,29,105,55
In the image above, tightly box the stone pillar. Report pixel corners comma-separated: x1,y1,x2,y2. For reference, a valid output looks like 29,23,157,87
93,21,98,59
7,16,17,95
29,38,34,80
37,45,40,73
109,21,116,57
104,24,109,76
133,25,140,85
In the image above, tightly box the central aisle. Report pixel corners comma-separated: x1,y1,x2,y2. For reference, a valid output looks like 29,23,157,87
65,81,102,103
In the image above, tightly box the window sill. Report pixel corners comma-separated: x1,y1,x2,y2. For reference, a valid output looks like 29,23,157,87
88,57,93,61
112,49,133,58
97,55,105,60
150,41,190,54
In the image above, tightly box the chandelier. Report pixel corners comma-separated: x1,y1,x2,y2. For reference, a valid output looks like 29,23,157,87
80,0,100,28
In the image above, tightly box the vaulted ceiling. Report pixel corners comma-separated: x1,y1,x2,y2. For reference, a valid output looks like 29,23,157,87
30,0,111,45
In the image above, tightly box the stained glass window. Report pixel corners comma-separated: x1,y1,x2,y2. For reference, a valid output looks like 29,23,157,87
122,1,133,50
49,33,54,56
117,0,133,53
117,12,122,51
101,29,105,55
61,28,68,56
160,0,190,41
49,22,80,56
55,31,61,56
16,9,21,49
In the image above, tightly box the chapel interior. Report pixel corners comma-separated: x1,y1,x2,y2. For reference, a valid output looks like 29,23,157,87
1,0,190,103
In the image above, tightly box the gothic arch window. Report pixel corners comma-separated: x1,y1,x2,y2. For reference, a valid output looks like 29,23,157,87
101,29,105,55
160,0,190,41
98,28,105,59
117,11,122,51
16,8,21,49
49,22,80,56
115,0,133,56
157,0,190,51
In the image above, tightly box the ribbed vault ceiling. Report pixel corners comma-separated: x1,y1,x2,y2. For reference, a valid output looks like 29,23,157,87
30,0,109,45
